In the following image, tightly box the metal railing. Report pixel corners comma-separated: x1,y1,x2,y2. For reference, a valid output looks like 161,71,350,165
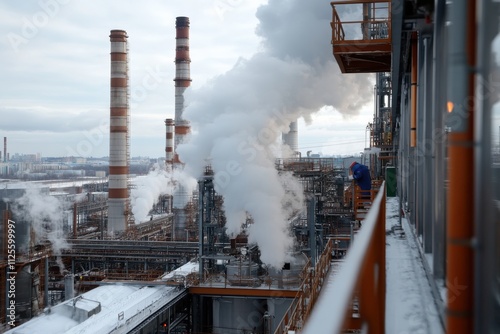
303,182,386,334
274,239,334,333
331,0,391,43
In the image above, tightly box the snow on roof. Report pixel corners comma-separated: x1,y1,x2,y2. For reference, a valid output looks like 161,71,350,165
161,260,199,281
6,284,181,334
6,311,79,334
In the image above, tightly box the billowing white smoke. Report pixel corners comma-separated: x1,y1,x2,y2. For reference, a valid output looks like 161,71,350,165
171,168,198,209
14,186,69,273
130,164,173,223
130,164,197,223
178,0,373,267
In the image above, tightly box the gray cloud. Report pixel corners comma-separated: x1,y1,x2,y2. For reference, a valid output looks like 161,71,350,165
0,107,104,132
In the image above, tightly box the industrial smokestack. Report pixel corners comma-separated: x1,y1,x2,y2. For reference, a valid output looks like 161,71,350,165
172,17,192,240
174,16,191,158
165,118,174,167
108,29,130,234
282,121,298,154
3,137,6,162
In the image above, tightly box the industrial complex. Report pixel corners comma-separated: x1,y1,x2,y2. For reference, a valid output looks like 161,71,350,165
1,1,500,333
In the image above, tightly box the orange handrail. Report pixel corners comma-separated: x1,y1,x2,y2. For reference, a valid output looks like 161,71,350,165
273,239,334,333
331,5,345,42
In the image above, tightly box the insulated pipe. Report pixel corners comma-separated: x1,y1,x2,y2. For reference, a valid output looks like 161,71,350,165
73,203,77,239
108,30,129,233
410,32,418,147
446,0,475,332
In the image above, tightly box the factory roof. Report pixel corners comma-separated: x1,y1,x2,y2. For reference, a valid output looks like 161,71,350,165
6,262,199,334
6,284,181,334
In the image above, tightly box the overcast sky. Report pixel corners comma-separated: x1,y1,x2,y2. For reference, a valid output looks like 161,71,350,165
0,0,373,158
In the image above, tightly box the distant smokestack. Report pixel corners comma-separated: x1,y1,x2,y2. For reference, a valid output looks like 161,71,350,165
282,121,298,153
3,137,6,162
108,29,129,234
172,17,191,240
165,118,175,166
174,16,191,159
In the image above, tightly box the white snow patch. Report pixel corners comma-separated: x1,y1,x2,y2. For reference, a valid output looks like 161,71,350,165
5,284,182,334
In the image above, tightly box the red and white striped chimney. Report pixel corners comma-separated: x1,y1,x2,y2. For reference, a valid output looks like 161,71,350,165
172,17,192,241
108,30,129,234
165,118,175,166
173,16,191,161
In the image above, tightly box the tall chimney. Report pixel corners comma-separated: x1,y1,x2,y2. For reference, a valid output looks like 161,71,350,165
3,137,6,162
108,29,129,234
165,118,175,167
172,17,191,240
173,16,191,158
282,121,298,154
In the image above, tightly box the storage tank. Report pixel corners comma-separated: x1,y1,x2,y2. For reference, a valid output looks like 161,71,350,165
226,259,260,287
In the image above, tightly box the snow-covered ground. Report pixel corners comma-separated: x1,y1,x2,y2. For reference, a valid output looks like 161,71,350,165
303,196,444,333
385,197,444,334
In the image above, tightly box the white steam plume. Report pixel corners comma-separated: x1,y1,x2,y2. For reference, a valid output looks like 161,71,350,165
178,0,373,267
130,164,173,223
130,164,197,223
14,186,69,273
171,168,198,209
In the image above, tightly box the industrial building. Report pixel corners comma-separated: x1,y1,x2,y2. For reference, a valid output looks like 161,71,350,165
2,0,500,333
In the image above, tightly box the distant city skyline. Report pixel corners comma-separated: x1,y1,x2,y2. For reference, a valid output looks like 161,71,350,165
0,1,373,159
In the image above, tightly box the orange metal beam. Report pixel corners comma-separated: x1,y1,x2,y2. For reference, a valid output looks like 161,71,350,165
189,286,298,298
446,1,475,333
410,32,418,147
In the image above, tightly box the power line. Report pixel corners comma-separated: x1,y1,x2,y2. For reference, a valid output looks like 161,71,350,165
298,139,365,150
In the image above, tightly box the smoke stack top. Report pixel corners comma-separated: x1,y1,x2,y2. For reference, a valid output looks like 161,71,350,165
176,16,190,29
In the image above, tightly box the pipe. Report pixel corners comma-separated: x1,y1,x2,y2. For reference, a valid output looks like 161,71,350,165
44,256,49,308
108,30,129,234
446,0,475,332
308,196,317,266
73,202,77,239
410,32,418,147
